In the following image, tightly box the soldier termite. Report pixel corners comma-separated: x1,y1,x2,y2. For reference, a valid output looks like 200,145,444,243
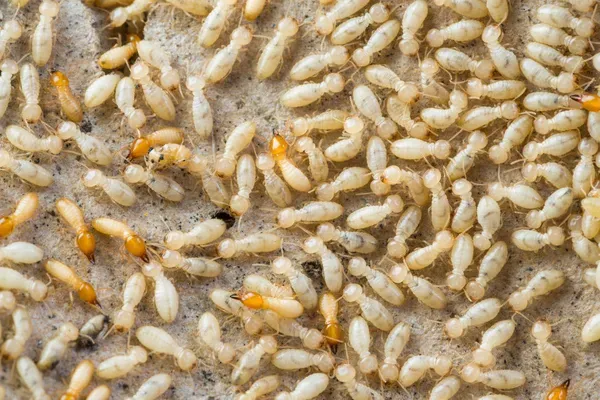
0,193,38,239
45,259,100,307
92,218,148,261
56,198,96,263
210,288,263,334
319,292,343,347
231,290,304,318
127,128,183,159
50,72,83,123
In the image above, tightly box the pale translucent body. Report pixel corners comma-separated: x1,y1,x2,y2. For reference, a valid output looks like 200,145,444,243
434,48,494,80
472,320,516,367
257,17,299,80
110,0,157,27
238,376,280,400
366,135,390,195
461,363,525,389
429,376,461,400
445,298,502,338
0,149,53,186
522,161,572,188
243,275,294,298
215,121,256,178
82,169,136,206
244,0,267,20
1,306,32,359
0,267,47,301
571,218,600,264
364,64,419,103
264,310,323,349
466,78,526,100
0,20,22,62
466,241,508,300
335,364,383,400
387,205,422,258
316,167,370,201
488,182,543,209
342,283,394,331
420,90,469,129
126,373,171,400
277,201,344,228
116,77,146,129
0,241,43,264
352,85,397,139
399,0,428,55
512,226,566,251
86,385,111,400
391,138,452,159
531,320,567,372
137,40,180,90
573,139,597,198
32,1,59,67
379,322,410,382
295,137,329,183
424,169,452,231
529,23,587,55
164,219,226,250
330,4,390,45
57,122,111,165
84,73,121,108
0,291,16,312
281,73,345,107
274,373,328,400
288,110,348,136
534,109,587,135
271,257,318,310
447,233,473,290
508,269,565,311
302,236,343,292
113,272,145,332
348,317,378,374
426,19,484,48
399,355,452,387
324,119,364,162
19,64,42,123
525,42,584,73
37,322,79,370
523,91,581,111
581,210,600,238
0,60,19,119
124,165,184,202
217,233,282,258
197,312,235,363
184,156,231,207
290,46,349,81
209,289,263,334
315,0,370,35
141,261,178,323
165,0,210,15
271,349,335,373
526,187,573,228
347,257,405,305
382,166,429,205
186,76,212,139
62,360,95,400
352,19,400,67
197,0,237,47
17,357,50,400
487,0,508,23
256,153,292,207
582,312,600,342
79,315,108,346
388,262,447,309
136,325,197,370
451,181,477,233
346,194,404,229
458,101,519,131
97,346,147,379
433,0,488,18
231,336,278,385
317,223,377,254
420,58,450,105
537,5,594,37
406,230,454,270
481,25,520,78
386,95,428,139
447,132,487,181
489,115,533,164
131,62,175,121
520,58,576,93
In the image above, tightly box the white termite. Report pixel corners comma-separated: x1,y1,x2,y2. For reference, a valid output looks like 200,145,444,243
512,226,566,251
137,40,181,90
271,349,335,373
183,156,232,208
420,57,450,105
426,19,485,48
523,91,581,111
324,117,365,162
0,20,22,62
0,148,53,187
331,3,389,45
423,169,452,231
86,385,111,400
32,0,59,67
488,182,544,209
537,5,594,37
465,241,508,301
231,336,278,385
0,242,43,264
257,17,299,80
458,101,519,131
0,60,19,119
1,305,32,359
346,194,404,230
162,250,222,277
387,205,422,258
399,355,452,387
388,262,447,309
570,216,600,264
243,275,294,299
256,153,292,207
334,364,383,400
582,190,600,218
379,322,410,383
217,232,282,258
520,58,577,93
447,233,474,291
534,109,587,135
487,0,508,23
57,121,112,166
271,257,318,310
420,90,468,130
391,138,451,160
274,373,329,400
481,25,520,78
290,46,349,81
315,0,370,35
124,165,184,202
205,26,252,82
277,201,344,228
352,19,400,67
215,121,255,178
78,314,109,347
526,187,573,229
109,0,157,27
433,0,488,18
399,0,428,55
364,64,419,103
84,73,120,108
288,110,349,137
82,169,136,206
130,61,175,121
230,154,256,216
317,223,378,254
17,357,50,400
316,167,370,201
209,289,263,334
531,320,567,372
295,137,329,183
239,376,281,400
98,34,140,70
472,320,516,367
125,373,171,400
302,236,343,293
347,257,404,305
573,138,597,198
348,316,378,374
461,363,526,390
113,272,145,332
581,209,600,238
472,196,501,250
381,166,429,205
164,219,226,250
582,312,600,342
115,77,146,130
489,115,533,164
451,180,477,233
429,376,461,400
366,135,390,195
406,230,454,270
0,291,16,313
97,346,147,379
0,267,47,301
37,322,79,370
445,298,502,338
529,23,588,55
508,269,565,311
186,75,212,139
385,95,428,139
353,85,397,139
447,132,487,181
342,283,394,331
197,0,237,47
136,325,197,370
141,261,178,323
522,161,572,189
525,42,584,73
434,48,494,80
19,63,43,124
563,0,595,12
265,310,323,349
280,73,345,107
466,78,526,100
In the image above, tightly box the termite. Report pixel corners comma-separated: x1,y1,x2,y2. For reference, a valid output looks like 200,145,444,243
20,63,43,124
186,155,232,208
481,25,521,79
465,241,508,300
17,356,51,400
295,137,329,183
545,380,570,400
164,219,225,250
37,322,79,370
523,91,581,112
77,314,108,347
379,322,410,382
164,0,211,15
319,292,343,347
130,61,175,121
451,180,476,233
277,201,344,228
532,320,567,372
420,57,450,105
186,75,212,139
583,312,600,343
472,319,516,367
423,169,452,231
0,20,22,61
269,135,312,192
92,217,148,261
488,182,544,209
426,19,484,48
217,232,282,258
124,165,185,202
61,360,95,400
137,40,181,91
537,4,594,38
243,274,294,299
352,85,397,139
274,374,328,400
508,269,565,311
45,259,100,307
405,230,454,270
127,128,183,159
0,148,53,186
113,272,145,332
109,0,157,28
301,235,343,290
146,143,192,170
331,4,389,45
420,90,469,130
387,205,422,258
347,257,404,305
272,349,335,373
264,310,323,349
324,117,365,162
97,346,148,379
573,138,597,198
342,283,394,331
257,17,299,80
230,154,255,216
399,0,428,55
98,34,140,70
271,257,317,310
434,47,495,80
32,0,60,67
125,374,171,400
116,77,147,130
489,115,533,164
352,19,401,67
534,109,587,135
346,194,404,230
399,355,452,387
433,0,488,18
523,130,580,161
0,267,47,301
315,0,370,35
215,121,255,178
486,0,508,23
57,121,112,165
55,198,96,263
197,312,235,363
280,73,345,107
447,233,473,291
256,152,293,207
391,137,451,160
136,325,197,370
232,290,303,318
445,298,502,338
50,71,83,122
385,96,428,141
84,73,121,108
82,169,136,207
466,78,526,100
244,0,268,21
335,364,383,400
232,336,278,385
287,109,349,136
237,376,280,400
348,316,378,374
512,226,566,252
430,376,461,400
461,363,525,390
529,23,588,55
525,42,583,73
141,261,179,323
0,290,16,313
457,101,519,131
388,262,447,309
364,64,419,103
446,132,487,181
162,250,222,277
210,288,263,334
1,305,32,359
522,161,572,189
317,223,377,254
86,386,111,400
197,0,237,48
520,58,577,93
526,187,573,229
6,125,62,155
0,60,19,119
205,26,253,84
366,135,390,195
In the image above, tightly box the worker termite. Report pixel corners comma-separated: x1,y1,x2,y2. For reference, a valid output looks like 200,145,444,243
37,322,79,371
97,346,147,379
127,128,183,160
420,90,468,130
217,232,282,258
215,121,255,178
433,0,488,18
447,132,487,181
524,92,582,112
366,135,390,195
512,226,566,251
319,292,343,346
465,241,508,300
317,223,378,254
457,101,519,131
271,349,336,373
387,205,421,258
347,316,377,374
531,320,567,372
288,110,348,136
425,19,485,48
316,167,370,200
0,267,47,301
185,75,212,139
257,17,299,80
205,27,253,84
109,0,156,27
57,121,112,166
0,60,19,119
424,169,452,231
162,250,222,278
20,63,43,124
238,376,280,400
243,0,268,20
116,77,147,130
342,283,394,331
466,78,526,100
523,128,580,164
451,180,477,233
1,306,31,359
188,155,231,208
522,161,572,189
270,258,316,310
269,135,312,192
315,0,370,35
406,230,454,270
197,312,235,364
364,64,419,103
378,322,410,382
130,61,175,121
256,152,292,207
352,19,400,67
335,364,383,400
163,219,225,251
489,115,533,164
330,3,389,45
17,357,51,400
0,20,22,62
508,269,565,311
136,325,197,370
229,153,256,215
6,125,62,155
472,319,516,368
434,48,494,80
582,311,600,342
0,290,16,312
92,218,148,261
521,58,577,93
488,182,544,209
391,138,451,161
529,24,588,55
50,72,83,123
61,359,95,400
581,209,600,238
124,165,185,202
581,190,600,218
461,363,526,390
98,34,140,70
86,385,111,400
324,117,365,162
232,336,278,385
137,40,181,91
141,261,179,323
113,272,145,332
445,298,502,338
419,57,450,105
243,275,294,299
447,233,473,291
534,109,587,135
84,73,121,108
537,4,594,38
526,187,573,229
280,73,345,107
45,259,100,307
274,373,328,400
82,169,136,207
481,25,520,79
525,42,583,73
295,137,329,183
32,0,59,67
265,310,323,349
399,355,452,387
487,0,508,23
347,257,404,305
353,85,397,139
210,289,263,334
570,217,600,264
164,0,210,15
277,201,344,228
385,94,428,139
382,166,430,205
398,0,428,55
346,194,404,230
429,376,461,400
388,262,447,309
197,0,237,47
125,373,171,400
573,138,597,198
302,236,343,292
0,148,54,186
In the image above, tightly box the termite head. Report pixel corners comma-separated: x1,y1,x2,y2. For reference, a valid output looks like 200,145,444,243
423,168,442,189
547,379,570,400
256,152,275,171
127,34,141,46
482,25,502,44
109,7,128,28
449,90,468,109
445,317,464,338
315,12,335,36
316,222,338,243
175,348,197,371
388,262,409,284
161,250,183,268
387,237,408,259
579,137,599,157
335,364,356,383
28,279,48,301
467,131,488,151
124,233,148,261
534,115,551,135
82,169,105,188
472,348,495,368
217,238,237,258
128,138,150,159
129,346,148,363
0,216,15,238
399,38,420,56
56,121,78,140
277,17,299,37
347,257,368,277
123,164,146,184
3,20,22,40
433,355,452,376
460,363,481,383
76,230,96,263
342,283,363,303
546,226,566,246
452,179,473,197
555,73,577,94
465,280,485,300
22,104,42,123
344,116,365,135
185,75,206,92
269,135,289,161
231,290,264,310
231,26,253,47
288,117,309,136
0,291,16,312
40,0,60,17
421,57,440,77
508,289,529,311
570,93,600,111
316,183,335,201
159,68,181,92
329,46,350,66
323,73,345,93
113,309,134,332
1,60,19,76
230,194,250,216
575,18,594,38
369,3,390,23
258,335,278,354
489,144,509,164
130,61,150,81
302,236,324,254
532,320,552,341
59,323,80,341
271,256,292,275
352,48,372,68
50,71,69,87
276,207,297,228
384,194,404,213
447,272,467,291
78,282,100,307
465,78,484,99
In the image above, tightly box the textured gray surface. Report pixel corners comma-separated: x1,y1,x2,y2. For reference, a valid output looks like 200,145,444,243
0,0,599,399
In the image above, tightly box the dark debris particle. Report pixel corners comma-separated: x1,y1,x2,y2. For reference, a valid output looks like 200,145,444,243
80,120,92,133
212,210,236,229
301,260,322,282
